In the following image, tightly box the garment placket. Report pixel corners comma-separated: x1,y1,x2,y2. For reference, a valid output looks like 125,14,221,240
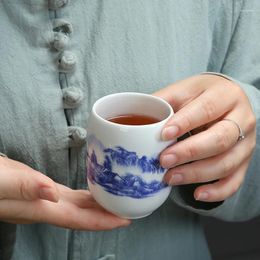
48,1,86,259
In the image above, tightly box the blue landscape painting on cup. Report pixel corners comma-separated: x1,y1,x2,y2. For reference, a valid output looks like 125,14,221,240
87,136,168,199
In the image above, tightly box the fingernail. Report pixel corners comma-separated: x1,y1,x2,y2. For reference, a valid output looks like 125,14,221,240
39,187,59,203
170,174,183,185
162,126,179,141
196,192,209,201
161,154,177,168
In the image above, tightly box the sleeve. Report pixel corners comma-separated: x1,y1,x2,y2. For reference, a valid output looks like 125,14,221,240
170,0,260,221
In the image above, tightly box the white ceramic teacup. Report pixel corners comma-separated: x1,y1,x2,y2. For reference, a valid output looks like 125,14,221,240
86,92,174,219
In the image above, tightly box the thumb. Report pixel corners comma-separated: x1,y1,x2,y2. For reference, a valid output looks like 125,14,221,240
0,157,59,202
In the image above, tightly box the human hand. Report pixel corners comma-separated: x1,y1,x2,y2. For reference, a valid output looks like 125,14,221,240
0,157,130,230
154,74,256,202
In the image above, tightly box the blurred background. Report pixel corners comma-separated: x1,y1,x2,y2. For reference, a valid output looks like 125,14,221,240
202,216,260,260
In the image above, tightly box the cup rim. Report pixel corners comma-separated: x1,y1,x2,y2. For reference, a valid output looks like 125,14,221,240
92,92,173,128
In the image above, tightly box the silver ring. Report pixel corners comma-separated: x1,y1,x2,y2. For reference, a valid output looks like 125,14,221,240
223,119,245,142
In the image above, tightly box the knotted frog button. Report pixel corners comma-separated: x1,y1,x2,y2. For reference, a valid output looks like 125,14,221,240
68,126,87,147
53,19,73,35
53,32,69,51
58,51,77,72
48,0,68,10
62,87,84,109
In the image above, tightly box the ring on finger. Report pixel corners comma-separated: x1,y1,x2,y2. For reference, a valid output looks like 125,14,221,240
222,119,245,142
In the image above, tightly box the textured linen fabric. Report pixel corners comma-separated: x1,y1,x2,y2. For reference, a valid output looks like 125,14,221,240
0,1,259,259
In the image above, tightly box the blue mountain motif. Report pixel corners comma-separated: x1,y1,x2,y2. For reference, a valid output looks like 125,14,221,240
103,147,165,173
87,144,168,198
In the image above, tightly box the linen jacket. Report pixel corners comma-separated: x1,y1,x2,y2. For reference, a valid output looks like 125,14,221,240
0,1,260,259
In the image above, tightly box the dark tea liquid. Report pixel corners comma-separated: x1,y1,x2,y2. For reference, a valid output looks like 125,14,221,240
107,114,160,125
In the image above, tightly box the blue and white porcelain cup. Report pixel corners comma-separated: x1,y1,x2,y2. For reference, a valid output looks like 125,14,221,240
86,92,174,219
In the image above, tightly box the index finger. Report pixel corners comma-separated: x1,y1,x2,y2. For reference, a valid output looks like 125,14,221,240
160,87,235,140
154,75,239,140
153,75,205,110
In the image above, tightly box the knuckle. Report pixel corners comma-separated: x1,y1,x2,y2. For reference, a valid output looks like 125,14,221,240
201,98,216,121
222,160,235,176
19,179,31,200
184,143,198,160
235,85,247,100
223,79,243,97
214,127,231,151
19,180,27,200
181,112,193,132
189,168,202,183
